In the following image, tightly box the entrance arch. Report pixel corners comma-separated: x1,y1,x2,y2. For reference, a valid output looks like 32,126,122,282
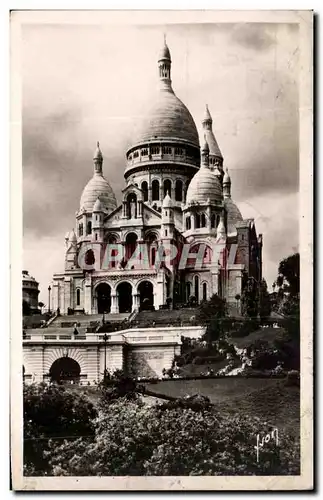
117,282,133,313
49,357,81,383
96,283,111,314
138,281,154,311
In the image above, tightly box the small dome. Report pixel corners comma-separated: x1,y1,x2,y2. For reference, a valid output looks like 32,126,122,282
223,169,231,184
159,41,171,61
69,229,77,243
93,197,104,212
162,192,173,208
186,166,223,205
80,174,117,213
93,141,103,161
224,198,243,235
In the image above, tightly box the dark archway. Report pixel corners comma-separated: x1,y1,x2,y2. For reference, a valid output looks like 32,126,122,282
49,357,81,383
96,283,111,314
117,282,133,313
138,281,154,311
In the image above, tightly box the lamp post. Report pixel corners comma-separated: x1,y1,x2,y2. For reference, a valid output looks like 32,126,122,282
103,333,109,383
48,285,52,313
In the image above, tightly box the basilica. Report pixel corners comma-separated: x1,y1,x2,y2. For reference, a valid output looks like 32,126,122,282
51,40,263,317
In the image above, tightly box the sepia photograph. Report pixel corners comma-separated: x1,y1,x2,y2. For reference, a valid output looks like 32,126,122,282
11,9,313,490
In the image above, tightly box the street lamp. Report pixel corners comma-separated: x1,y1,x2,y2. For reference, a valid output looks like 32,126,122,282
102,333,109,383
48,285,52,313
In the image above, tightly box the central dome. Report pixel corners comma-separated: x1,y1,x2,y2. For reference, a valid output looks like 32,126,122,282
134,90,200,147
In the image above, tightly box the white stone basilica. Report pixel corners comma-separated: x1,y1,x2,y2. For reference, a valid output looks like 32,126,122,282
51,40,263,317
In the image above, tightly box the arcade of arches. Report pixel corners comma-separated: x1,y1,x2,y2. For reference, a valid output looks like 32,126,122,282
94,280,155,314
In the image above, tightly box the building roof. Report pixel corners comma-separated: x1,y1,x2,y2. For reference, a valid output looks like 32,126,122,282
224,197,243,235
133,90,199,147
186,165,223,205
80,174,117,213
158,40,171,61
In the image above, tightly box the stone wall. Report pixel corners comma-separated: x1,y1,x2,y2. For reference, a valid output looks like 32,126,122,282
126,344,180,378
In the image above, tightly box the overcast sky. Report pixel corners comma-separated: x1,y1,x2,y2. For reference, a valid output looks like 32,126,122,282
22,21,299,304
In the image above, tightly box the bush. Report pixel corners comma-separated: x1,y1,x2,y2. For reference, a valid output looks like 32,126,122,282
46,399,300,476
24,383,97,475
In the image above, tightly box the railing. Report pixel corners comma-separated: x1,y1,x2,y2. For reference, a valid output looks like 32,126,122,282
22,326,194,344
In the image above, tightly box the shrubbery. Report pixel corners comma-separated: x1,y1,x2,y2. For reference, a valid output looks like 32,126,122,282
45,398,300,476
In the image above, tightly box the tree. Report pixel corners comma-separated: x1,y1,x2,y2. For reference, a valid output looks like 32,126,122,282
241,277,259,320
24,383,97,475
195,294,228,343
275,253,300,300
259,278,271,321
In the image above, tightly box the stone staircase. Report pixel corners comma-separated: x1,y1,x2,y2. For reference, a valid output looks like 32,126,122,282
130,308,198,328
48,313,129,329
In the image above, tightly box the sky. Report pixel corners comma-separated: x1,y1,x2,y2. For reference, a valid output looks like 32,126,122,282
22,21,299,304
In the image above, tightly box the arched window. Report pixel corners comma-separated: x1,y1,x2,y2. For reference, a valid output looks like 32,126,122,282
195,213,201,229
201,213,206,227
211,214,216,228
141,181,148,202
87,221,92,235
186,216,191,230
85,249,95,266
202,283,207,301
216,215,220,227
194,275,199,303
152,180,160,201
175,180,183,201
125,232,138,261
78,223,83,237
164,179,172,198
76,289,81,306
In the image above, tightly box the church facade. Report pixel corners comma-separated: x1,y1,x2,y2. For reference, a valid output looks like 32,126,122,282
51,40,263,317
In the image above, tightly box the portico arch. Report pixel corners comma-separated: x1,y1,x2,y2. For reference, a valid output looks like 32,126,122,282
95,282,111,314
116,281,133,313
138,280,154,311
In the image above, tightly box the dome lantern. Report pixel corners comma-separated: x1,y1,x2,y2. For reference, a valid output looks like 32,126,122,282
93,141,103,175
158,35,172,91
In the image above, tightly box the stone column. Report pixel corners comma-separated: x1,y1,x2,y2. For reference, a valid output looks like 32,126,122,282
132,292,140,312
52,283,60,311
111,293,118,314
84,275,92,314
64,277,71,314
